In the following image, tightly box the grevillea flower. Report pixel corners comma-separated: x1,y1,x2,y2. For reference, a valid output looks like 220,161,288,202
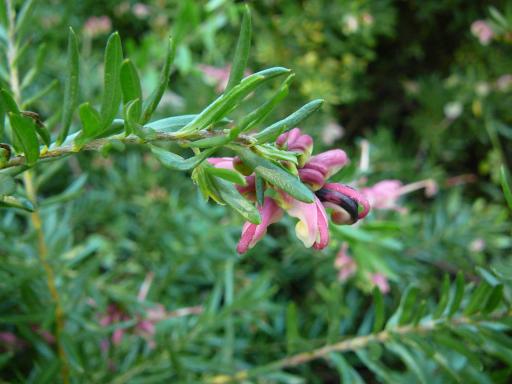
208,128,370,253
334,243,357,282
370,273,390,294
471,20,494,45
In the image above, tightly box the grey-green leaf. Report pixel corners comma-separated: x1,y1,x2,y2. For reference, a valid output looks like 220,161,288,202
225,4,251,92
150,144,215,171
57,27,80,145
141,37,176,124
206,166,247,186
234,146,314,203
255,99,324,144
214,177,261,224
177,67,291,137
8,113,39,165
120,59,142,122
0,195,34,211
100,32,123,130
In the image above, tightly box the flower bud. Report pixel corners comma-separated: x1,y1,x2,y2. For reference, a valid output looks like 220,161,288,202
276,128,313,167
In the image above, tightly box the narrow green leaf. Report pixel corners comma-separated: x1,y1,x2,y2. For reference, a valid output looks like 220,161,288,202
328,353,365,384
447,271,464,317
177,67,291,137
0,89,20,113
141,37,176,124
120,59,142,121
286,302,300,353
356,349,397,383
188,135,230,148
386,285,419,328
100,32,123,130
372,286,385,333
57,27,80,145
21,79,59,109
0,195,34,211
77,102,101,139
225,4,251,92
433,334,483,371
150,144,215,171
8,113,39,165
206,166,247,186
255,99,324,144
15,0,38,38
234,146,314,203
0,174,16,195
500,165,512,210
482,284,504,314
214,177,261,224
123,99,141,136
255,174,264,207
434,274,450,319
463,282,492,316
192,165,224,204
386,342,428,384
20,43,47,90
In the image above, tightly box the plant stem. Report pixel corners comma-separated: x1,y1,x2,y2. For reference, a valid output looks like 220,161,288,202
5,1,69,382
205,313,508,383
0,129,254,171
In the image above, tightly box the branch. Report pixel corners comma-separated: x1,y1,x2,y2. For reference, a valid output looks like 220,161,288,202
205,312,510,383
1,127,255,171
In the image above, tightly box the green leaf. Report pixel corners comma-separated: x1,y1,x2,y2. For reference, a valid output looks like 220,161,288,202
100,32,123,130
0,174,16,195
120,59,142,122
57,27,80,145
500,165,512,210
192,164,224,204
463,282,492,316
433,274,450,319
386,285,419,328
433,334,483,371
141,37,176,124
145,114,196,132
206,166,247,186
0,89,20,113
255,175,264,207
15,0,38,38
386,342,428,384
234,146,314,203
372,286,385,333
177,67,291,137
214,177,261,224
0,195,34,211
328,353,365,384
188,135,231,149
255,99,324,144
123,99,141,136
447,271,464,317
482,284,504,314
286,302,300,353
225,4,251,92
77,102,101,144
8,113,39,165
150,144,215,171
20,43,47,90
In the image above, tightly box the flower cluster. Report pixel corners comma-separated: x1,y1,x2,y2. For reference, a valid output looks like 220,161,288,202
208,128,370,253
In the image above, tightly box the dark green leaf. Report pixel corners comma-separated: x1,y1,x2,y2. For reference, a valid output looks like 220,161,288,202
447,271,464,317
225,4,251,92
255,99,324,144
0,89,20,113
328,353,365,384
482,284,504,314
464,282,492,316
141,37,176,124
286,302,300,353
15,0,38,38
8,113,39,165
100,32,123,130
372,286,385,333
234,146,314,203
57,27,80,145
501,165,512,210
434,274,450,319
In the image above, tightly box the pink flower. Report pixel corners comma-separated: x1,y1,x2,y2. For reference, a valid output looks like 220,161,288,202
361,180,404,212
471,20,494,45
207,128,370,254
0,332,25,352
84,16,112,38
370,273,390,294
237,197,283,253
280,194,329,250
334,243,357,281
199,64,252,93
299,150,349,190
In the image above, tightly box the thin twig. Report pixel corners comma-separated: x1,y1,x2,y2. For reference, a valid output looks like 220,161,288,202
5,1,70,382
205,313,509,383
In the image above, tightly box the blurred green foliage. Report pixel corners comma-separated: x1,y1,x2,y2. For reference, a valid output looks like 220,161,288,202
1,0,512,382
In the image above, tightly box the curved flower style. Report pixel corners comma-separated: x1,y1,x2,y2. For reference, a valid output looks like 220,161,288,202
208,128,370,253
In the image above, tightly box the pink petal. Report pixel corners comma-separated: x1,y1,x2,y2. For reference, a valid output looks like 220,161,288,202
236,198,283,253
207,157,235,170
307,149,348,179
323,183,370,219
312,199,329,249
298,168,325,190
